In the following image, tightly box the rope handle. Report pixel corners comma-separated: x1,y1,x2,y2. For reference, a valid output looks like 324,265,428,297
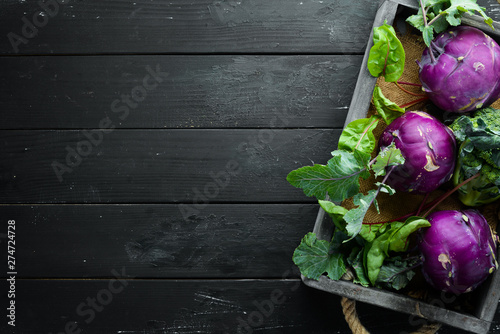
340,270,441,334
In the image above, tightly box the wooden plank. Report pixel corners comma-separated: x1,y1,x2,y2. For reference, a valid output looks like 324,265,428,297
0,278,476,334
0,0,381,55
1,0,498,56
0,129,340,203
0,55,361,129
0,204,319,278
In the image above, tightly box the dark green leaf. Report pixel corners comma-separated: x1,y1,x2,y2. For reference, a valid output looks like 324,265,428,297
371,143,405,177
444,0,493,29
408,0,493,47
444,6,463,26
359,221,386,243
422,26,435,47
388,217,431,252
372,86,405,125
286,150,371,202
292,232,347,280
338,115,381,154
406,14,426,32
367,22,405,82
431,14,450,33
375,182,396,195
365,216,429,284
318,200,348,230
451,111,500,151
347,247,370,287
376,256,419,290
424,0,450,7
344,190,378,239
365,232,391,285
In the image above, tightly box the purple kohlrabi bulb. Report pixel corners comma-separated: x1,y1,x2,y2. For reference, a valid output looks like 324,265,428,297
378,111,456,194
418,26,500,113
418,209,498,294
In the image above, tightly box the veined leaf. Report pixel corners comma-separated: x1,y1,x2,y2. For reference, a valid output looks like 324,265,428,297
376,256,419,290
451,109,500,151
424,0,450,7
407,0,493,47
430,13,450,33
365,216,430,284
320,199,386,242
318,200,348,230
372,86,405,125
344,190,378,239
365,231,391,285
422,26,435,47
388,217,431,252
286,150,371,202
367,22,405,82
338,115,381,154
375,182,396,195
292,232,347,280
347,247,370,287
359,221,386,243
406,13,425,32
371,143,405,177
444,0,493,29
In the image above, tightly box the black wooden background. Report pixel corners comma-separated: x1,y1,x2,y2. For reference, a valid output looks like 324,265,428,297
0,1,500,333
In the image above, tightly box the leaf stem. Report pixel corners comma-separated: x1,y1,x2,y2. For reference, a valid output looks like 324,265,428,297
369,173,481,225
421,173,481,218
366,165,397,213
416,192,430,216
397,81,422,87
420,1,429,26
399,97,428,109
419,0,437,62
427,12,445,27
394,82,427,97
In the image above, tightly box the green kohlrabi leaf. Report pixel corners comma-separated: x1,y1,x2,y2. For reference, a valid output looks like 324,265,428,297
344,190,378,239
388,217,431,252
359,221,387,243
376,256,420,290
424,0,450,7
429,12,450,33
318,199,348,230
372,86,405,125
338,115,381,154
319,198,387,242
422,26,435,48
292,232,348,280
444,0,493,29
406,13,426,32
407,0,493,47
365,216,430,284
365,230,391,285
375,182,396,195
347,247,370,287
370,142,405,177
286,150,371,202
367,22,405,82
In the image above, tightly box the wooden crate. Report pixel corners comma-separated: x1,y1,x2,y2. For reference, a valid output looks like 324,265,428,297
301,0,500,333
